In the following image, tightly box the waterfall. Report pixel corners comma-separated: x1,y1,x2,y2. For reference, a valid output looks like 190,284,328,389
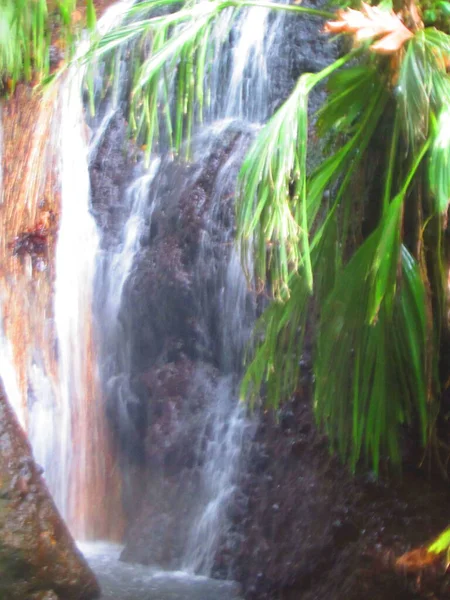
0,0,292,576
52,58,110,538
181,132,257,575
0,0,134,541
93,3,286,576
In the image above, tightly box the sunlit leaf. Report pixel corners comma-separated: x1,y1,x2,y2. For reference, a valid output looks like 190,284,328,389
324,2,414,54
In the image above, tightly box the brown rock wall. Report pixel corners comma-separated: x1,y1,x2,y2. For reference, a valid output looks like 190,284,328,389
0,381,100,599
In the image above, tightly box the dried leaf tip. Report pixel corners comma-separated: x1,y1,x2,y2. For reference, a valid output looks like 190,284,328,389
324,2,414,55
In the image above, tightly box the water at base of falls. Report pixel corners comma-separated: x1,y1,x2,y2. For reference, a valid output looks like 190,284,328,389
90,0,288,574
1,0,303,588
80,543,242,600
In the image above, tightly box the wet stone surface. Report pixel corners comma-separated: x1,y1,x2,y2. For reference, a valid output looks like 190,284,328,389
224,384,450,600
0,382,100,600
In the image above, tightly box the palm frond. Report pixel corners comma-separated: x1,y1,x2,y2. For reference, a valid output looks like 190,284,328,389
241,213,340,408
236,51,359,298
315,231,429,471
82,0,334,160
397,28,450,145
240,270,313,409
429,103,450,214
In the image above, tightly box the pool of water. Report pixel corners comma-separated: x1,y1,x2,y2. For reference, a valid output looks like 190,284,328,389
79,542,242,600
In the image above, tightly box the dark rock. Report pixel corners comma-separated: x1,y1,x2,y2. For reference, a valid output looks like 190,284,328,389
121,362,222,568
0,381,100,600
221,390,450,600
90,112,137,249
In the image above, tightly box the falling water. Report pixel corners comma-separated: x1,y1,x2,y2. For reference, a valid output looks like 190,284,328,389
0,0,134,541
52,59,109,537
176,7,281,572
103,162,160,340
180,131,256,574
1,0,300,584
93,2,285,576
224,7,271,119
95,161,161,458
44,1,136,540
0,301,24,425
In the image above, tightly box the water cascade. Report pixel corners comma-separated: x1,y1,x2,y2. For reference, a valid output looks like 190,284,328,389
0,2,133,540
52,52,122,540
0,0,312,591
90,2,292,573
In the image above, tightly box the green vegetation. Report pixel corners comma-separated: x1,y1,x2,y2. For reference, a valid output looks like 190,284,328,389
0,0,87,92
429,527,450,553
239,18,450,472
2,0,450,475
84,0,450,474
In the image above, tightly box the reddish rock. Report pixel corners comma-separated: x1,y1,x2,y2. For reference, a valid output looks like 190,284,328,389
0,381,100,600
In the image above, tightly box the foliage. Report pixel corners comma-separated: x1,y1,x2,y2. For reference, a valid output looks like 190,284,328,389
0,0,90,92
239,15,450,471
78,0,450,473
5,0,449,473
428,527,450,554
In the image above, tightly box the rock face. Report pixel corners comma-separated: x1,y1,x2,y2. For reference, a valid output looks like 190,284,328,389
0,381,100,600
89,4,450,599
91,121,255,569
223,378,450,600
120,359,219,568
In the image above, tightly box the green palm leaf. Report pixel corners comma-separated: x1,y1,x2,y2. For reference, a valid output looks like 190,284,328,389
429,104,450,214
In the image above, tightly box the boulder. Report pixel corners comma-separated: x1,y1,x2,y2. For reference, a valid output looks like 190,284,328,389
0,381,100,600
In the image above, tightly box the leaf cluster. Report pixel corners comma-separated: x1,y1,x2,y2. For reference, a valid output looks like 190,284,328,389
0,0,94,93
240,21,450,472
79,0,450,473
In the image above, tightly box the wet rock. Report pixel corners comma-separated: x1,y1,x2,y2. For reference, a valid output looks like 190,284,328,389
222,391,450,600
143,358,215,472
121,362,222,568
119,129,249,374
30,592,59,600
0,381,100,600
266,0,337,115
90,112,137,249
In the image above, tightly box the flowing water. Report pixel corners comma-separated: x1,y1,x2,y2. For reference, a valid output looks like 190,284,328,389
92,1,288,577
0,0,300,594
81,543,242,600
0,0,133,540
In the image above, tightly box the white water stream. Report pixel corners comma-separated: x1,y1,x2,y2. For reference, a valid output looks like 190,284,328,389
86,0,282,576
94,0,281,571
0,0,288,591
0,0,136,538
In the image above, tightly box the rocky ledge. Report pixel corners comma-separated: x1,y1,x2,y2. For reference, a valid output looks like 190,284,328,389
0,382,100,600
